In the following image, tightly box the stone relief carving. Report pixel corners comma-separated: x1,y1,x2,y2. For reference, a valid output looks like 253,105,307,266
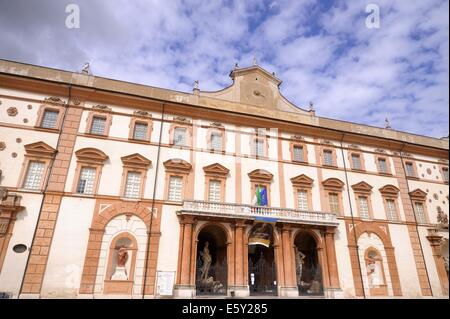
437,207,448,228
7,107,18,116
92,104,112,112
44,97,64,104
291,135,304,141
210,122,223,127
0,142,5,151
133,110,152,117
0,186,7,200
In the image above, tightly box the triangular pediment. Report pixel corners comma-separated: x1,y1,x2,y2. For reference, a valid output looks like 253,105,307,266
290,174,314,187
203,163,230,176
248,169,273,182
379,184,400,196
322,178,345,190
75,148,108,164
409,188,427,200
163,158,192,173
351,181,373,193
121,153,151,169
24,141,56,158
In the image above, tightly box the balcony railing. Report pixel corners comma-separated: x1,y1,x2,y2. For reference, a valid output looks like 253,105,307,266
179,200,338,226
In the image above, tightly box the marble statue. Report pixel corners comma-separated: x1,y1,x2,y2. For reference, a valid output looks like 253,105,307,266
437,207,448,226
200,241,212,281
295,247,306,284
367,255,383,286
117,246,128,267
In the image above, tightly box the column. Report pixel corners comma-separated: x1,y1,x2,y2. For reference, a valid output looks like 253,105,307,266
234,220,245,286
180,216,195,285
324,227,340,289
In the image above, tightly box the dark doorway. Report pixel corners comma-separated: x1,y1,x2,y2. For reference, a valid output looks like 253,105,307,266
294,232,323,296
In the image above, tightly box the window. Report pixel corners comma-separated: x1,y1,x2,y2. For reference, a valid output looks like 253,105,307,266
329,193,340,213
174,127,187,146
40,109,59,129
208,180,221,202
255,139,264,157
414,202,426,224
211,133,222,151
293,145,304,162
351,154,362,170
90,116,106,135
297,190,308,210
133,122,148,140
358,196,370,218
124,171,141,199
405,162,415,177
168,176,183,201
442,167,449,182
378,158,388,174
323,150,333,166
385,199,397,221
76,167,96,194
23,161,45,190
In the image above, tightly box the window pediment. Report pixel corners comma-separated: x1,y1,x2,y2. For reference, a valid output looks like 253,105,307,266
248,169,273,182
290,174,314,188
75,148,109,164
322,178,345,191
409,188,427,201
351,181,373,193
163,158,192,173
121,153,152,169
203,163,229,176
379,184,400,196
24,142,56,158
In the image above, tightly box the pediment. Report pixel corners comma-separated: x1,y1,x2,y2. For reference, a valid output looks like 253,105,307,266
351,181,373,193
248,169,273,182
203,163,230,176
290,174,314,187
409,188,427,200
379,185,400,196
322,178,345,190
75,148,108,164
163,158,192,173
24,142,56,158
121,153,151,169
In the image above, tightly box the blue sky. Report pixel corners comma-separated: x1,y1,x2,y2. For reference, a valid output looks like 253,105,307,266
0,0,448,138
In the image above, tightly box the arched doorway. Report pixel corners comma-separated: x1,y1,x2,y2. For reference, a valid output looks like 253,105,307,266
195,224,228,295
294,232,323,296
248,223,277,296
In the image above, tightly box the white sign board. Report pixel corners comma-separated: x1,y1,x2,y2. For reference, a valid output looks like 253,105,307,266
156,271,175,296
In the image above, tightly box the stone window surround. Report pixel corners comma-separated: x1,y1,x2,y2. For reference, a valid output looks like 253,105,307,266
128,116,153,142
351,182,374,219
409,189,430,224
206,125,226,153
320,146,338,167
35,104,65,130
289,141,308,163
71,148,109,196
404,159,419,179
375,155,392,175
169,121,193,147
250,131,269,158
322,178,345,215
348,151,366,172
248,169,273,206
290,174,314,210
85,110,113,136
379,185,401,221
119,154,152,200
203,163,229,202
439,165,449,183
163,159,192,202
17,142,56,191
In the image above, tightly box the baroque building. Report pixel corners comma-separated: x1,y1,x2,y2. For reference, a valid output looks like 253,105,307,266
0,59,448,299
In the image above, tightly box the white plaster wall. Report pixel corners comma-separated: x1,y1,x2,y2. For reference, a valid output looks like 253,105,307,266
334,221,356,298
40,197,95,297
156,205,180,273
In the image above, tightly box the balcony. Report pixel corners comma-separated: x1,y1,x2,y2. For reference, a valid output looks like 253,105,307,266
179,200,338,227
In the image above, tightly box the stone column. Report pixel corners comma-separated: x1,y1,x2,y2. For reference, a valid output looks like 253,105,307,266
180,218,194,285
427,230,449,296
230,219,248,297
280,225,297,296
324,227,340,289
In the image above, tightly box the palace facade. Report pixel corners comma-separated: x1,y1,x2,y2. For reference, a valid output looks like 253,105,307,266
0,59,448,299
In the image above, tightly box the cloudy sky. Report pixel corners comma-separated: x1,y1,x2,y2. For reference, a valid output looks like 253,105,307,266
0,0,448,138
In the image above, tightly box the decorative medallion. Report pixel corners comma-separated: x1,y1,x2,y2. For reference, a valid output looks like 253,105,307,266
0,142,5,151
45,97,64,104
27,104,33,109
16,138,22,143
11,152,17,158
7,107,18,116
23,118,28,123
427,168,432,175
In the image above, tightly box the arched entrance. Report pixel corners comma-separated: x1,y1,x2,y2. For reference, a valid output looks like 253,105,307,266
294,232,323,296
248,223,277,296
195,224,228,295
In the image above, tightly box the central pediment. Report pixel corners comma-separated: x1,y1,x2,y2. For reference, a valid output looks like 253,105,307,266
199,64,311,115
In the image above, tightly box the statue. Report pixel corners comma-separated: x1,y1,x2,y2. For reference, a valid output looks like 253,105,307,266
117,246,128,267
111,245,129,280
366,254,383,286
200,241,212,281
193,80,199,90
309,101,315,112
294,247,306,285
81,62,90,74
385,118,391,129
437,207,448,226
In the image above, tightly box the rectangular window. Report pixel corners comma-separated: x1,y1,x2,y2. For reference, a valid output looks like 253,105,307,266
323,150,333,166
211,133,222,151
40,109,59,129
378,158,388,174
405,162,415,177
329,193,340,213
168,176,183,201
414,202,426,224
124,171,141,199
255,139,264,157
358,196,370,218
351,154,362,170
76,167,96,194
293,145,304,162
23,161,45,190
442,167,449,182
133,122,148,140
90,116,106,135
386,199,397,221
297,190,308,210
174,127,187,146
208,180,221,202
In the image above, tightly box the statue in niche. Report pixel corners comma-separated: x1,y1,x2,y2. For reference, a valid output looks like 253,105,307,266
200,241,212,281
111,245,129,281
117,246,128,267
294,247,306,285
366,252,384,286
437,207,448,227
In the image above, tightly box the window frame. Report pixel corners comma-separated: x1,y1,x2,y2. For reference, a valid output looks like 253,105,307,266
404,160,418,178
119,153,152,200
376,156,391,175
35,105,65,131
129,116,152,142
164,158,192,202
72,148,108,196
18,142,56,191
290,142,308,163
322,178,345,215
349,152,365,171
440,165,449,183
322,148,337,167
203,163,229,202
85,109,112,137
379,184,401,221
290,174,314,211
